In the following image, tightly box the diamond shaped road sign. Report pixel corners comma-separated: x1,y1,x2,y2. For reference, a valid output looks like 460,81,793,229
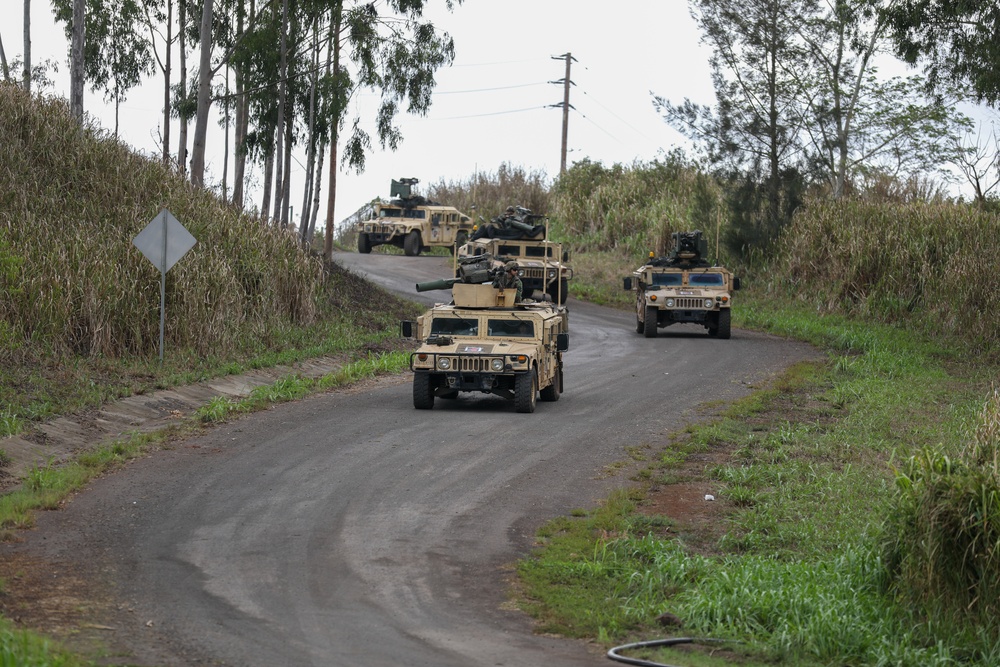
133,209,197,273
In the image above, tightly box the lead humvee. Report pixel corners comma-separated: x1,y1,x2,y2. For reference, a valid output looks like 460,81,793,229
623,230,741,339
356,178,474,256
400,255,569,413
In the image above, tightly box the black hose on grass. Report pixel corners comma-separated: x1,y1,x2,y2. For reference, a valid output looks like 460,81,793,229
607,637,739,667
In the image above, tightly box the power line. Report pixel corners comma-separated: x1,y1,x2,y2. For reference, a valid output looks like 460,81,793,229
434,82,548,95
424,106,548,120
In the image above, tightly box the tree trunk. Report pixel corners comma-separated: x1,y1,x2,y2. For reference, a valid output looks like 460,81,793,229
0,32,11,82
22,0,30,92
261,129,274,221
189,0,214,188
299,17,320,246
232,0,249,209
323,6,342,262
222,63,230,202
177,0,188,174
162,0,173,167
271,0,289,223
70,0,85,122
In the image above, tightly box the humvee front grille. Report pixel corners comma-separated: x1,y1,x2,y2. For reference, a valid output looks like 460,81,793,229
674,297,707,309
459,356,496,371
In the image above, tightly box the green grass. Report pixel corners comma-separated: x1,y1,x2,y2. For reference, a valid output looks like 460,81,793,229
516,292,1000,666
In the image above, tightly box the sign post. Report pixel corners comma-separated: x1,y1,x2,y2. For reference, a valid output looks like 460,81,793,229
132,209,197,362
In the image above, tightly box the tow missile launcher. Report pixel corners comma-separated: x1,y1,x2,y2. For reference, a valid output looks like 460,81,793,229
623,230,741,339
415,254,499,292
400,256,570,413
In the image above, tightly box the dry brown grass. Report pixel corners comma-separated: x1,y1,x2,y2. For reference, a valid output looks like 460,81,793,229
0,85,322,361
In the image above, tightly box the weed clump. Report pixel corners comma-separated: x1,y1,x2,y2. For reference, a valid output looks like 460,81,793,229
880,387,1000,631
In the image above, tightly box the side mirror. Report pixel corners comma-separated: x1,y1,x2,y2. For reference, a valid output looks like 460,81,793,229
733,277,742,291
400,321,414,338
623,277,632,291
556,332,570,351
562,251,569,262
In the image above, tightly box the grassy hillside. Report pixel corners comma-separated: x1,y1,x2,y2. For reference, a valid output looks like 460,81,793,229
0,84,420,436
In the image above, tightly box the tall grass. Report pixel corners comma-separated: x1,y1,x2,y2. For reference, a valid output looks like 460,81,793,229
550,155,729,261
767,197,999,355
426,163,551,221
0,85,322,361
880,386,1000,631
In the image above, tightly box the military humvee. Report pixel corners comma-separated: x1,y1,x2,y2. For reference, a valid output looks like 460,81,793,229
623,230,741,339
457,206,573,304
356,178,474,256
400,254,570,413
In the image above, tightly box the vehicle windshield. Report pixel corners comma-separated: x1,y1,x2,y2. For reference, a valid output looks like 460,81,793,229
431,317,478,336
524,246,554,258
487,319,534,337
650,273,682,286
497,244,523,257
689,272,724,286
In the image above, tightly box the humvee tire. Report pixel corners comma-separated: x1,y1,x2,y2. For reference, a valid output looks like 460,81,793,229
515,371,537,413
548,278,568,305
357,233,372,254
404,230,422,256
643,305,658,338
413,373,434,409
717,309,731,339
540,365,561,402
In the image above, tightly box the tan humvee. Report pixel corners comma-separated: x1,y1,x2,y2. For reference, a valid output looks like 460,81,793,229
623,230,741,339
456,206,573,304
400,283,569,413
356,178,474,256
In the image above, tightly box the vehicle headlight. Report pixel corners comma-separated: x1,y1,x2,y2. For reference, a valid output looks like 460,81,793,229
518,269,525,277
705,299,714,308
548,269,556,278
491,358,504,371
665,298,674,307
438,357,451,370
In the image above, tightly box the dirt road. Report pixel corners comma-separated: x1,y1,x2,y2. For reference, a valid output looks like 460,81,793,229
2,254,822,666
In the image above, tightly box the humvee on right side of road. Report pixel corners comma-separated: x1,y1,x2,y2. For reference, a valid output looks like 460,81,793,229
456,205,574,304
356,178,474,256
623,230,742,339
400,254,570,413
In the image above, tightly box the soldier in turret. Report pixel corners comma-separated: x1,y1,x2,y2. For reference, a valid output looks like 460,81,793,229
493,260,523,301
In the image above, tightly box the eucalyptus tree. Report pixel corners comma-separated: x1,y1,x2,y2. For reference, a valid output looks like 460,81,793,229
23,0,31,92
318,0,461,260
54,0,156,135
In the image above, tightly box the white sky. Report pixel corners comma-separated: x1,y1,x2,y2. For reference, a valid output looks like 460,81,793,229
20,1,715,230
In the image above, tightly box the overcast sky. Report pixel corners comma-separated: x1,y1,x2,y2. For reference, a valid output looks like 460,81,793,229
21,1,717,230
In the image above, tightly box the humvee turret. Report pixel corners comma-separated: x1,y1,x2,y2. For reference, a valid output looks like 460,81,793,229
356,178,474,256
456,206,573,304
623,230,741,339
400,254,570,413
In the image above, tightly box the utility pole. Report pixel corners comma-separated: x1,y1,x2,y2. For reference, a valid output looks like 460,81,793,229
549,52,576,176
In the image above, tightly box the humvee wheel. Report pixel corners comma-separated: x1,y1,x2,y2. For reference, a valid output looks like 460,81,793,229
540,364,561,402
413,373,434,409
515,371,537,413
357,233,372,254
643,306,658,338
548,278,568,304
717,309,732,339
404,230,422,256
635,310,644,334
